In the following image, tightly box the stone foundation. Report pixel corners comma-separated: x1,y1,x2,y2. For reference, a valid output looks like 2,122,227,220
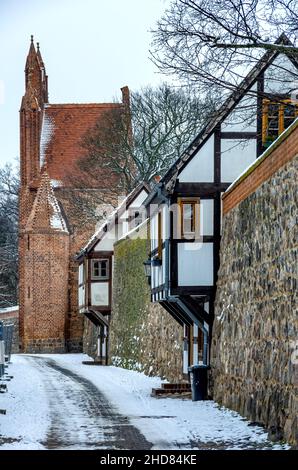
23,338,66,354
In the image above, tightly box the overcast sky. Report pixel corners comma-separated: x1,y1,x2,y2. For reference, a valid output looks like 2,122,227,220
0,0,171,166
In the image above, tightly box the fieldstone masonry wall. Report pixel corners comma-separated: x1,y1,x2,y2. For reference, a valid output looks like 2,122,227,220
212,152,298,446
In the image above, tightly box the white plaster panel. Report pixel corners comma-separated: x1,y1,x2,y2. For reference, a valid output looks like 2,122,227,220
78,286,85,307
221,94,257,132
179,134,214,182
91,283,109,306
178,242,213,286
200,199,214,236
94,235,114,251
264,55,297,94
221,139,256,183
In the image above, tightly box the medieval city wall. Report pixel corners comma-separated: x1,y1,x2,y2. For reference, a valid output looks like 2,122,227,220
212,124,298,446
108,223,184,382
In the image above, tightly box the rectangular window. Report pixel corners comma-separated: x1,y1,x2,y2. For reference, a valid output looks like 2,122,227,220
179,198,200,240
262,99,298,147
158,211,162,260
91,259,109,280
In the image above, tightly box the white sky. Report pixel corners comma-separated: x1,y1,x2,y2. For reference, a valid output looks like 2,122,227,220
0,0,171,166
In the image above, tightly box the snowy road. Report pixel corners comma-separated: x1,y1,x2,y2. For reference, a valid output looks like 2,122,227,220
29,356,151,450
0,354,290,450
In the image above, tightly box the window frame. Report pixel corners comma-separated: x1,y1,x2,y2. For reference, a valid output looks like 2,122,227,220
91,258,110,281
178,197,200,241
262,98,298,146
157,210,163,260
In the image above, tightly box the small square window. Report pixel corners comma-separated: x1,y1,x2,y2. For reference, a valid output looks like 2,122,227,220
91,259,109,280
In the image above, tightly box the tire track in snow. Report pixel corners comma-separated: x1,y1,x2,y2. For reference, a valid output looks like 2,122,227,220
26,356,152,450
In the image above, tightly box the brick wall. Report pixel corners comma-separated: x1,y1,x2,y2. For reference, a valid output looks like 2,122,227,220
212,122,298,445
22,232,69,353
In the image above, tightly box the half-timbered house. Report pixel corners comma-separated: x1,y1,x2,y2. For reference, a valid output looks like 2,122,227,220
144,35,298,377
77,183,149,363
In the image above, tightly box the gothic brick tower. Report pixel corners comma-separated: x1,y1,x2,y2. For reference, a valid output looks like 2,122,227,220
19,37,130,352
22,171,69,352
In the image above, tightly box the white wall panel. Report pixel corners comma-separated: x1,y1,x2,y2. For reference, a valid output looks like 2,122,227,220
200,199,214,236
221,139,256,183
78,285,85,307
94,235,114,251
178,243,213,286
264,55,297,94
78,263,84,284
179,134,214,182
221,94,257,132
91,283,109,306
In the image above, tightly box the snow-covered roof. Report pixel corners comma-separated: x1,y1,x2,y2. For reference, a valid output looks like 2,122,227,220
116,217,148,244
79,183,149,255
40,110,55,168
25,172,69,233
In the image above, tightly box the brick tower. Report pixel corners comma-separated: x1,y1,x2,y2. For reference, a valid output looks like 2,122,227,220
22,171,69,352
19,37,130,352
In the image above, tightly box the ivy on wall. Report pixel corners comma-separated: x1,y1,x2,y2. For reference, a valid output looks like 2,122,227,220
110,229,150,370
109,224,184,381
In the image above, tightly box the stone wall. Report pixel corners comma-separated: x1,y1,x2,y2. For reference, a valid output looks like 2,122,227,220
0,308,19,354
83,317,98,358
109,224,184,382
212,148,298,445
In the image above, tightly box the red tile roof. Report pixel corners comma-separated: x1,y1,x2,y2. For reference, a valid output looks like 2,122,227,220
40,102,125,182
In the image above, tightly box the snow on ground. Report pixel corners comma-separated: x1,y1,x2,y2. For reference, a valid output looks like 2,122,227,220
30,354,290,449
0,355,50,449
0,354,290,450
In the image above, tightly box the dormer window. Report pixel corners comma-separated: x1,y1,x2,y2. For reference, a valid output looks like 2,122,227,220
262,99,298,147
91,259,109,280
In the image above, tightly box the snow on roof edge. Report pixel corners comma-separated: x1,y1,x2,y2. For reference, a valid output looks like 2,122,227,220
80,183,148,253
116,217,149,244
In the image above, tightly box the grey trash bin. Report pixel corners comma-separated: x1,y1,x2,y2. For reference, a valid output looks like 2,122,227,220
188,364,210,401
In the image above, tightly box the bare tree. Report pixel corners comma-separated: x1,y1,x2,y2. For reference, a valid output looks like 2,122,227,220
0,163,19,307
71,84,216,194
151,0,298,97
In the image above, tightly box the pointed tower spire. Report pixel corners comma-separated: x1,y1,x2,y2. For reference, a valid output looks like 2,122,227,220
36,41,48,103
25,171,68,233
24,35,48,104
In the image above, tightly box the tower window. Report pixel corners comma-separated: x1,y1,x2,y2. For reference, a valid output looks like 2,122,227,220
262,99,298,147
91,259,109,280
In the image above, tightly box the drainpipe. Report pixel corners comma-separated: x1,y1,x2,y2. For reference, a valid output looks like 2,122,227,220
193,324,199,365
